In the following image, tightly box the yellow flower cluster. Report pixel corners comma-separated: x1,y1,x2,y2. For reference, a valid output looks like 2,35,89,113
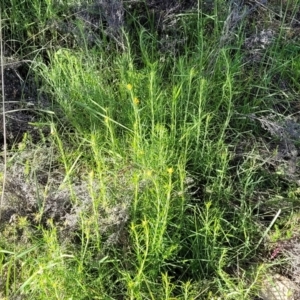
167,167,174,174
127,83,140,106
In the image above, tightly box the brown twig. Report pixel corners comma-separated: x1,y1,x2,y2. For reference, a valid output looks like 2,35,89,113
0,7,7,221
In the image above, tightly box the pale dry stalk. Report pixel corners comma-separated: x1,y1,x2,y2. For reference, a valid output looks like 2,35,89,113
0,8,7,221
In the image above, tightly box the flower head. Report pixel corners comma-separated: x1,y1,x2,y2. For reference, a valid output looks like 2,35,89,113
145,170,152,177
167,167,174,174
126,84,133,91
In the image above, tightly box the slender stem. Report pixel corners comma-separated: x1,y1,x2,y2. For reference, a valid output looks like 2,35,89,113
0,8,7,221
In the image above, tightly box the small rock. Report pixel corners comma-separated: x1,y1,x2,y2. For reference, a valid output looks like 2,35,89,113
260,273,297,300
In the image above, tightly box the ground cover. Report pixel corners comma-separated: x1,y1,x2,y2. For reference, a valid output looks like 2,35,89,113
1,0,300,299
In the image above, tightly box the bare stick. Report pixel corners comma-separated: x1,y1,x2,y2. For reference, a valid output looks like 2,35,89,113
0,7,7,221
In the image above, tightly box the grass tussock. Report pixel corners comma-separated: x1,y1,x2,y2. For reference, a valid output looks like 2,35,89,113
1,0,300,299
